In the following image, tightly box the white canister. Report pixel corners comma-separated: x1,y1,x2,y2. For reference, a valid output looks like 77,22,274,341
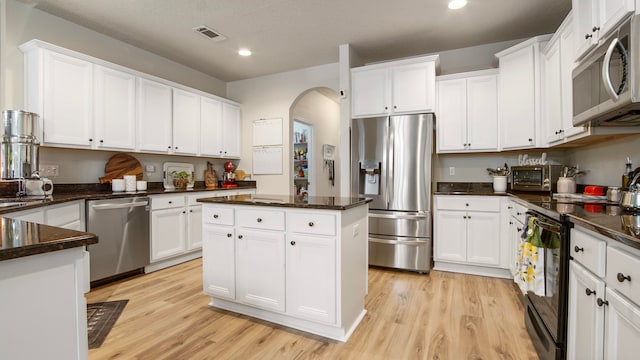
557,177,576,194
124,175,137,192
136,180,147,191
493,176,507,193
112,179,125,192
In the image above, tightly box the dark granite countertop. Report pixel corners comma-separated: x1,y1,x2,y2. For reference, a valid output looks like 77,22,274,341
0,218,97,261
198,194,372,210
0,181,256,261
0,181,257,215
434,182,509,196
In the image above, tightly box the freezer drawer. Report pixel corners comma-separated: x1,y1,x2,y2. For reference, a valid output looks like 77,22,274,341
369,235,431,272
369,211,431,238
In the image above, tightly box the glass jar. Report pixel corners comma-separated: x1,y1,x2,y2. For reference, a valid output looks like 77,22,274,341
607,186,622,203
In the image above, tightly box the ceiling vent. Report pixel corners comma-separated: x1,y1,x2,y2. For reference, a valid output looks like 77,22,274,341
193,25,226,42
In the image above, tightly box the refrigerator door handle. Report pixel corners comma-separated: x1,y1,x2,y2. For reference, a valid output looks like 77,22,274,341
386,119,394,209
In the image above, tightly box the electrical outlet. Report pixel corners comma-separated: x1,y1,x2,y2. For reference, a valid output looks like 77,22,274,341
449,166,455,176
145,165,156,172
39,164,59,177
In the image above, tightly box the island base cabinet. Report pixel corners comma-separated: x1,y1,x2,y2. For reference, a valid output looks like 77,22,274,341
202,225,235,300
0,248,89,360
286,234,336,324
236,229,285,312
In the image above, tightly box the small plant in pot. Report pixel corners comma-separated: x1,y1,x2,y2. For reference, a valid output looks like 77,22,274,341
170,171,193,190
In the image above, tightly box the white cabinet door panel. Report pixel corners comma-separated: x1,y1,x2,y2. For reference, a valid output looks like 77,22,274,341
466,211,501,266
94,65,136,150
151,207,187,261
202,225,235,300
392,62,435,113
466,75,498,151
604,288,640,360
434,210,467,262
222,103,241,158
352,68,389,118
137,78,172,153
172,88,200,155
436,78,467,152
200,96,223,156
187,205,203,250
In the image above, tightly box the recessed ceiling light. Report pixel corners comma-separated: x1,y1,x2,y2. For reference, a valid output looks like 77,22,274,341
238,49,252,56
448,0,467,10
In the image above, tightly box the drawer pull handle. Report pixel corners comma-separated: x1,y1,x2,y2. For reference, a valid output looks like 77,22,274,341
308,222,314,227
257,218,263,223
168,201,172,204
213,214,219,219
574,246,584,253
517,227,522,232
597,298,608,307
238,235,243,239
290,241,296,246
227,233,232,238
617,272,631,283
465,203,469,207
585,288,596,296
517,212,523,216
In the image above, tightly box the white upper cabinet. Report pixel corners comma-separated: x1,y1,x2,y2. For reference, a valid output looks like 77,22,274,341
200,96,223,156
221,103,241,158
573,0,635,60
137,78,173,153
172,88,200,155
20,39,242,159
94,65,136,150
351,55,438,118
23,48,93,147
436,70,498,153
496,35,550,150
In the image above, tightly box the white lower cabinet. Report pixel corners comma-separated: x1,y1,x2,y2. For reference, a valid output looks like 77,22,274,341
202,203,368,341
567,226,640,359
4,200,85,231
434,195,509,278
148,189,255,271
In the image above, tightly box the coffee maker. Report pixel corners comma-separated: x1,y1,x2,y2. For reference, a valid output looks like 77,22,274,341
1,110,53,197
222,161,238,188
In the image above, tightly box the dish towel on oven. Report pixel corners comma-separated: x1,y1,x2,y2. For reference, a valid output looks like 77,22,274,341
514,215,546,296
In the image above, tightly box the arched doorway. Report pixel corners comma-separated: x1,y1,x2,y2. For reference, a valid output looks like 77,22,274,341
289,87,340,197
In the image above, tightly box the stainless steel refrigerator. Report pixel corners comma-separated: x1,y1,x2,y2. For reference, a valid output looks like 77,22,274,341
351,113,433,272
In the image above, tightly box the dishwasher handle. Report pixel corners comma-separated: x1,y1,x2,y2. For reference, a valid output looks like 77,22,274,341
91,201,149,210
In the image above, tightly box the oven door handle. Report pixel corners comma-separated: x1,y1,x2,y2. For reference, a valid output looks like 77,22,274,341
535,218,562,233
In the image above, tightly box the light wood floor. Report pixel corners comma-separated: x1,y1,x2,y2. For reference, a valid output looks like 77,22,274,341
87,259,539,360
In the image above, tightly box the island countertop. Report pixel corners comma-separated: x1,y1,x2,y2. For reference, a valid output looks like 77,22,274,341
0,218,97,261
197,194,372,210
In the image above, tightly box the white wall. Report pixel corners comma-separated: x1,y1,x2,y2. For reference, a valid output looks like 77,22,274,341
291,89,340,197
227,63,339,195
3,0,226,110
565,134,640,187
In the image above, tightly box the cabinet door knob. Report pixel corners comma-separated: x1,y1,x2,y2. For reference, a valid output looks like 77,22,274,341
175,146,179,150
508,206,513,209
585,288,596,296
290,241,296,246
168,201,172,204
384,106,388,110
528,138,533,142
257,218,262,223
393,105,397,109
168,146,172,149
574,246,584,253
517,212,523,216
308,221,314,227
463,215,467,219
617,272,631,283
89,138,93,142
227,233,232,238
238,235,243,239
465,203,469,207
585,33,593,39
517,227,522,232
467,215,471,219
99,139,104,143
509,221,513,225
189,210,193,213
213,214,219,219
592,26,600,32
597,298,608,307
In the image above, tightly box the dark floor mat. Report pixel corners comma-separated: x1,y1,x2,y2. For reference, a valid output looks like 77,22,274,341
87,300,128,349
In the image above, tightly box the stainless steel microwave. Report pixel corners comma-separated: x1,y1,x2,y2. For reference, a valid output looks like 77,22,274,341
511,165,564,192
572,14,640,126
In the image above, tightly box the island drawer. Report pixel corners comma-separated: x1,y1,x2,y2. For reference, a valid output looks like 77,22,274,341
237,209,285,231
288,212,336,236
203,206,234,226
435,196,500,212
606,246,640,304
151,195,185,210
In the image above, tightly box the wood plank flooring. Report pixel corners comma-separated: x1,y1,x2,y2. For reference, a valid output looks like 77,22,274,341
86,259,539,360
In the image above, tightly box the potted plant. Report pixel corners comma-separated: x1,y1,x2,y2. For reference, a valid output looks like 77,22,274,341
170,170,192,190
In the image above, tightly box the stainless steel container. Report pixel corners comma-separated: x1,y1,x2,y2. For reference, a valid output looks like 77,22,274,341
2,110,39,143
0,142,39,179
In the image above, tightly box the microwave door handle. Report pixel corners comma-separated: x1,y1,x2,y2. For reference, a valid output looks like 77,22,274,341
601,37,627,101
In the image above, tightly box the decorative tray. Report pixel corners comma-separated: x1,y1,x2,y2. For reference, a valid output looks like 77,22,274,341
163,162,195,190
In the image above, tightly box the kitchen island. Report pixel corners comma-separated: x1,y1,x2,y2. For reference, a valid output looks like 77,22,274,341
0,218,97,360
198,194,370,341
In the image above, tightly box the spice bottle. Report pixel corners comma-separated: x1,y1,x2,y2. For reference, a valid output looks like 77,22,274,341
623,157,633,190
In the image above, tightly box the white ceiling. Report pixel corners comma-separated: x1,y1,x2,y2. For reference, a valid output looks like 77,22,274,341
17,0,572,82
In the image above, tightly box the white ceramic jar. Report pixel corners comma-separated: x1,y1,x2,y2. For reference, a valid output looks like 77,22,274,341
493,176,507,193
557,177,576,194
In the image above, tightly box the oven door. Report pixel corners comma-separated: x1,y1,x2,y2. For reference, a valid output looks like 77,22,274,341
522,212,570,360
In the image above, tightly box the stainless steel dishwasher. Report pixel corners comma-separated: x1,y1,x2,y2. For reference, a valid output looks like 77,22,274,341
86,197,150,286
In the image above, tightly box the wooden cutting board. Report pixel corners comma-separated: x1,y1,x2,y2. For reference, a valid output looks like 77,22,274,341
99,153,143,184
